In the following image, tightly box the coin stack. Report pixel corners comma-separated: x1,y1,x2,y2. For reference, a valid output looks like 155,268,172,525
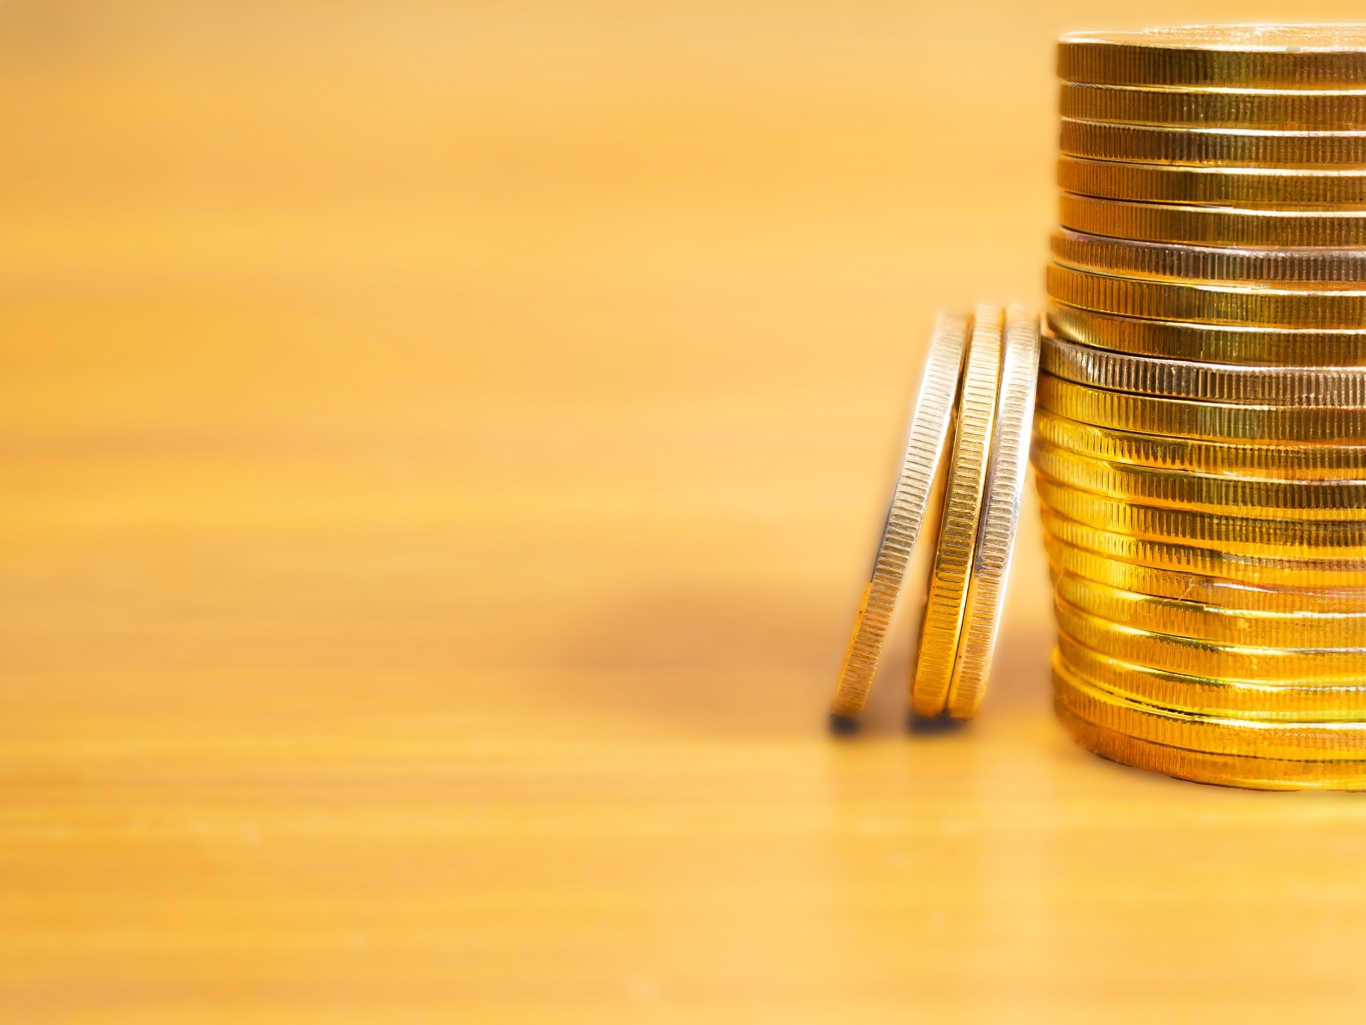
1040,26,1366,789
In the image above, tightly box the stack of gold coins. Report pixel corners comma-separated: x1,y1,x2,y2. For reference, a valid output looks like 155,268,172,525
1039,26,1366,789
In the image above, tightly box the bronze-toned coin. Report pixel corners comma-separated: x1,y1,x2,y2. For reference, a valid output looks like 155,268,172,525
1049,303,1366,367
1059,26,1366,90
1059,156,1366,207
1060,83,1366,130
1061,193,1366,248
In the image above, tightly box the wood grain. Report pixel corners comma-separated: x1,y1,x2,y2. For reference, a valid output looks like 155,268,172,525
3,2,1366,1020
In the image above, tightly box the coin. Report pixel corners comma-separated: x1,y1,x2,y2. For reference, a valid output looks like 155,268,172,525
1059,156,1366,207
1038,372,1366,443
1062,119,1366,168
910,304,1004,718
1052,226,1366,286
1058,26,1366,90
1034,440,1366,520
1058,634,1366,719
1049,303,1366,367
1044,532,1366,612
1058,703,1366,789
1041,330,1366,404
1053,570,1366,648
1049,263,1366,329
1054,653,1366,760
828,313,968,722
946,306,1040,719
1040,506,1366,588
1061,193,1366,248
1060,83,1366,130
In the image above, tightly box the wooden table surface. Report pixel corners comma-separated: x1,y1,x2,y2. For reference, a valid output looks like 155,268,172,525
6,2,1366,1020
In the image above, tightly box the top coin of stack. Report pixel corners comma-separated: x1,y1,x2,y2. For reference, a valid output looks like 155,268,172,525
1041,25,1366,789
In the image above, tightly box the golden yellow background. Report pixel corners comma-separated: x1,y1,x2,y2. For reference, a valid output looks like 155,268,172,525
6,1,1366,1020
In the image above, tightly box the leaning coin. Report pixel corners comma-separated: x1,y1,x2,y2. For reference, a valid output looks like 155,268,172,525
1048,263,1366,330
1041,330,1366,405
1036,410,1366,479
1045,533,1366,613
1059,636,1366,720
1038,372,1366,443
1058,26,1366,90
1060,83,1366,130
1057,703,1366,791
1062,119,1366,168
1053,570,1366,648
1033,440,1366,520
910,304,1005,719
1048,304,1366,367
1054,655,1366,761
1059,156,1366,208
828,313,968,723
1061,193,1366,248
1040,507,1366,588
1051,226,1366,286
946,306,1041,720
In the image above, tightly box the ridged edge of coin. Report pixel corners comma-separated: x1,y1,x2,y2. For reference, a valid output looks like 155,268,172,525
1062,118,1366,168
1061,193,1366,248
1059,156,1366,207
1060,83,1366,130
829,313,968,719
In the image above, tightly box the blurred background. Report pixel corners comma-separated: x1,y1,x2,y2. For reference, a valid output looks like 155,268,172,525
7,1,1366,1021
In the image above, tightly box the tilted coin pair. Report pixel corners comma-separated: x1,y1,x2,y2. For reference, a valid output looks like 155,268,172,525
833,24,1366,790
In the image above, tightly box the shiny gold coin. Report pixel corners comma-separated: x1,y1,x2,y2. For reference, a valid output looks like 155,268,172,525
1049,263,1366,330
1052,226,1366,286
1059,156,1366,208
1033,440,1366,521
1058,634,1366,720
910,304,1004,718
1055,594,1366,682
1038,372,1366,443
1054,570,1366,648
829,314,968,720
1057,702,1366,791
1049,303,1366,367
1040,506,1366,588
1061,193,1366,248
1054,653,1366,762
1062,119,1366,169
1045,532,1366,613
1041,330,1366,405
1036,410,1366,479
946,306,1040,720
1058,26,1366,90
1060,83,1366,130
1036,476,1366,558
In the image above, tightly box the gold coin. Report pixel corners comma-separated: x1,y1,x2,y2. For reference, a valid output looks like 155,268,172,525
1045,533,1366,612
1052,226,1366,286
1049,263,1366,329
1060,83,1366,130
1040,506,1366,588
1058,634,1366,720
1054,594,1366,682
1054,653,1366,761
1062,119,1366,168
1036,410,1366,479
1061,193,1366,248
1033,440,1366,520
1041,330,1366,405
1054,569,1366,648
910,305,1004,718
1036,476,1366,558
829,313,968,720
1058,26,1366,90
946,306,1040,720
1049,303,1366,367
1057,703,1366,791
1039,372,1366,443
1059,156,1366,207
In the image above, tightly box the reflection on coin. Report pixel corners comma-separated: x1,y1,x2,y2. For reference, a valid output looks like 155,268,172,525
828,313,968,723
1062,119,1366,168
1060,83,1366,130
1059,156,1366,207
1061,193,1366,248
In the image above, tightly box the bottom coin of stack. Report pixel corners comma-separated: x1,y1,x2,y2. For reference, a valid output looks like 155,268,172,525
1034,327,1366,789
